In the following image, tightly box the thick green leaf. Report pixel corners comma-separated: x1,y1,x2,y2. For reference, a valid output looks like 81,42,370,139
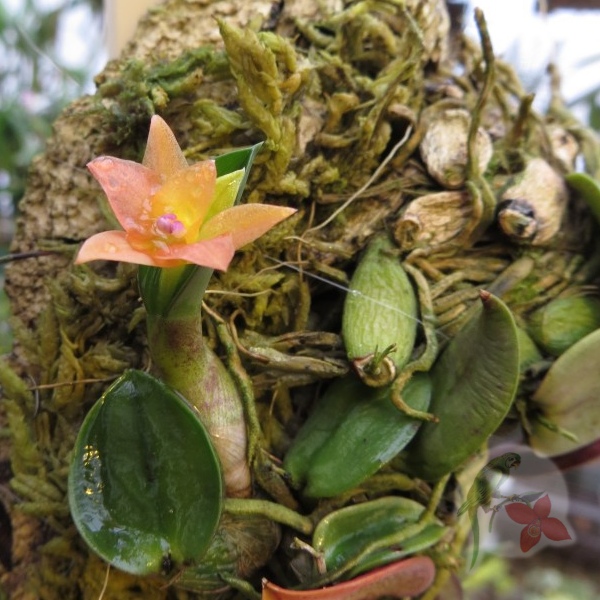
313,497,442,577
405,292,520,480
527,294,600,356
342,235,418,373
68,370,223,575
345,523,446,579
529,328,600,456
284,373,431,498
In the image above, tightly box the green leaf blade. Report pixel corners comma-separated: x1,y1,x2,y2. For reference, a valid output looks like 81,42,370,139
284,373,431,498
69,370,223,575
214,141,263,205
405,293,520,480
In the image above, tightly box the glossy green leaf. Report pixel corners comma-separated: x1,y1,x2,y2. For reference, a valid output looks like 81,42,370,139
529,328,600,456
68,370,223,575
405,292,520,481
313,497,442,576
283,377,356,485
284,373,431,497
345,523,446,579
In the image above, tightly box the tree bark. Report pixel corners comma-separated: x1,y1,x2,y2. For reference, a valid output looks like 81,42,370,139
2,0,598,598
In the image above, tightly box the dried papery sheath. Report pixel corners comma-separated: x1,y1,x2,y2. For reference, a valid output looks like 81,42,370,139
497,158,567,246
393,191,473,251
548,125,580,171
496,199,538,242
419,108,492,189
351,352,397,388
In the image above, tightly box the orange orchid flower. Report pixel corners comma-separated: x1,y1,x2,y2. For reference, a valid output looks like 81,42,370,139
76,115,296,270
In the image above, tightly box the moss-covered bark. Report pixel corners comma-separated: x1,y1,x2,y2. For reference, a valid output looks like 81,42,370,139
1,0,599,598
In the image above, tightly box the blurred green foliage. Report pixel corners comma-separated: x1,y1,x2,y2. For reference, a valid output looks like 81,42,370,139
0,0,102,210
0,0,102,354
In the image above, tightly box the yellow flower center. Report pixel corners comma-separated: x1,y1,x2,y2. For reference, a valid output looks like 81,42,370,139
149,167,212,243
126,165,215,254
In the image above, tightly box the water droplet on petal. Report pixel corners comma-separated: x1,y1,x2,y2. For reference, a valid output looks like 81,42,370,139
107,175,121,190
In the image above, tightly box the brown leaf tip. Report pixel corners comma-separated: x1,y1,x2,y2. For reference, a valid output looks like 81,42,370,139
479,289,491,303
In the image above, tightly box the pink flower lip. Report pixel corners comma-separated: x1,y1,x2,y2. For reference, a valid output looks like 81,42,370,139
155,213,187,238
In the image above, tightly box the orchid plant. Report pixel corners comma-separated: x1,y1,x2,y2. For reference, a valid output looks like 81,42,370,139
68,115,297,583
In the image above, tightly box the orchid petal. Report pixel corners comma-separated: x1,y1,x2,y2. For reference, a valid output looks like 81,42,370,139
200,204,297,249
152,235,236,271
541,517,571,542
142,115,188,178
75,231,163,267
87,158,162,235
533,494,552,519
520,524,541,553
505,502,537,525
206,169,245,221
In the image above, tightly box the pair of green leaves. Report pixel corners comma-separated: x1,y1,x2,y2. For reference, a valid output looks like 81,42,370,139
284,373,431,497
